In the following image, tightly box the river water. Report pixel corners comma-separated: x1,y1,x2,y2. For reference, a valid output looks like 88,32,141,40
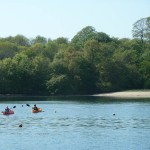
0,96,150,150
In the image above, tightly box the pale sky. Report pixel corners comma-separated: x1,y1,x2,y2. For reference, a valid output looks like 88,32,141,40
0,0,150,40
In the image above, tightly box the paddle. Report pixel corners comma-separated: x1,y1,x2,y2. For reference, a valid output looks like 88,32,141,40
10,106,16,109
7,106,16,109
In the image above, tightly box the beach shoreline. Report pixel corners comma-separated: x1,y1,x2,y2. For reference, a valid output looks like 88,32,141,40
93,90,150,98
0,90,150,99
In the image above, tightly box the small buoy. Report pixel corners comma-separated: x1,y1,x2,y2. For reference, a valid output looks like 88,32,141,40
113,113,116,116
19,124,23,127
26,104,30,107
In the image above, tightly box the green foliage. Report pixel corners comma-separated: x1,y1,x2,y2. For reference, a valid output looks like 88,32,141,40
54,37,69,45
71,26,97,49
95,32,112,43
140,49,150,88
84,40,101,66
31,35,47,45
0,42,18,59
0,23,149,95
44,40,58,60
0,35,30,46
71,26,112,49
46,75,70,95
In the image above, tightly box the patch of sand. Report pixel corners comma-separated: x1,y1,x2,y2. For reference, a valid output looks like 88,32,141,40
93,91,150,98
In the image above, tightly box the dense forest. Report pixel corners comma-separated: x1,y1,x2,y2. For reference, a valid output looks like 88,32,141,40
0,17,149,95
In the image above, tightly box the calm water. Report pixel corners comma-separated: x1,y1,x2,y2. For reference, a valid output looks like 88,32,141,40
0,96,150,150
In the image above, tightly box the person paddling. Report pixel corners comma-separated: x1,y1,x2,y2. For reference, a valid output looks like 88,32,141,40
33,104,38,111
5,106,10,113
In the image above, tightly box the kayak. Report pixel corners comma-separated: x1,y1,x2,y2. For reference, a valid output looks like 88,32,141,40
2,110,14,115
32,108,42,113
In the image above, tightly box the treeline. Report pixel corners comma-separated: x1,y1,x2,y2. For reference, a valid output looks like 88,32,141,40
0,18,150,95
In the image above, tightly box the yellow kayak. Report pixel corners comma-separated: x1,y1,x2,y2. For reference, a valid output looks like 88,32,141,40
32,108,42,113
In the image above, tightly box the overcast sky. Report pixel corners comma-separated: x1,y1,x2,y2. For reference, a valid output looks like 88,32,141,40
0,0,150,40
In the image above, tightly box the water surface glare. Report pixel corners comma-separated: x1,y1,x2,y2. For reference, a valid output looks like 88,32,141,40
0,97,150,150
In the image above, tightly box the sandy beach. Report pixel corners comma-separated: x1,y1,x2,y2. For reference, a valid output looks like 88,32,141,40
93,90,150,98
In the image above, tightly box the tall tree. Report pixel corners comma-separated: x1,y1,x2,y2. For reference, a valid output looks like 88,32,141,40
132,17,150,46
145,17,150,41
71,26,96,49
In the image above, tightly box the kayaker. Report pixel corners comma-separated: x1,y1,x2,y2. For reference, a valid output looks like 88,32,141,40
33,104,38,111
5,106,10,113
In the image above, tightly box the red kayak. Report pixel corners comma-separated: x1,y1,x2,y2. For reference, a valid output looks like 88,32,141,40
2,110,14,115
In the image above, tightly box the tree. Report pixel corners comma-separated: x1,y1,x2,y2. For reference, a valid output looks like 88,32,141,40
46,59,71,95
71,26,96,49
44,40,58,60
71,26,112,50
95,32,112,43
46,75,70,95
54,37,69,45
84,40,100,65
132,17,150,46
0,42,18,60
11,35,30,46
145,17,150,41
31,35,47,45
140,49,150,88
